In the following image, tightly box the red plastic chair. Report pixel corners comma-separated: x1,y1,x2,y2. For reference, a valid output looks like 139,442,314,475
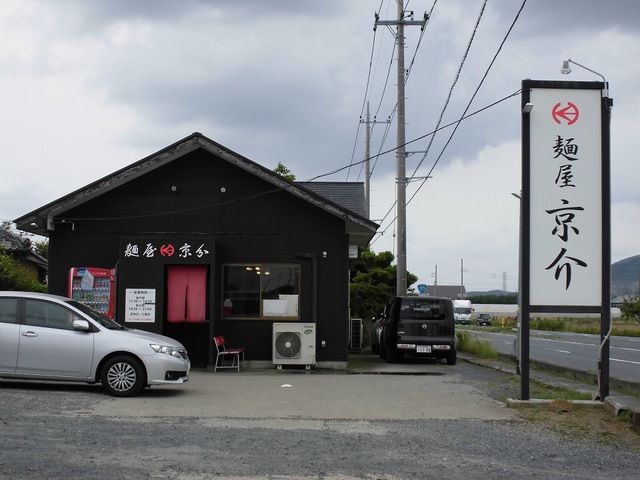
213,335,246,372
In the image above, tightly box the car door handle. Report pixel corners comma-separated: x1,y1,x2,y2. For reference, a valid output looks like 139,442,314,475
22,331,38,337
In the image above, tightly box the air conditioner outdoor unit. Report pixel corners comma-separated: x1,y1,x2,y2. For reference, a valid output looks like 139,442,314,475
272,322,316,369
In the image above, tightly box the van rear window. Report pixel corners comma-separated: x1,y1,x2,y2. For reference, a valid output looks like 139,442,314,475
400,300,447,320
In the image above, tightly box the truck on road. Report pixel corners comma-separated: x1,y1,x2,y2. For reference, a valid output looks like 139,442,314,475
453,299,473,325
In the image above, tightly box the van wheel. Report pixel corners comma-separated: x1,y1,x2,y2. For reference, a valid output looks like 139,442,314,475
446,349,457,366
101,355,146,397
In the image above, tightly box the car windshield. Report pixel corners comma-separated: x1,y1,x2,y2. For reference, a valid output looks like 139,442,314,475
400,300,447,320
67,301,125,330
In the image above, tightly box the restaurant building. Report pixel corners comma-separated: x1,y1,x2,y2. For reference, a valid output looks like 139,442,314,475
14,133,378,367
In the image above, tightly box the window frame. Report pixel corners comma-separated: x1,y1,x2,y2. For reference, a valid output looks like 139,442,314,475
0,297,19,325
24,299,84,331
221,263,301,320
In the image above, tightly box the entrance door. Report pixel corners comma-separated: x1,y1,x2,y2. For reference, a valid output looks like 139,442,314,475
165,265,210,367
166,265,208,323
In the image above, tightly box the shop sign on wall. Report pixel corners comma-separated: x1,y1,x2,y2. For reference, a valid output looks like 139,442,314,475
125,288,156,323
121,238,213,263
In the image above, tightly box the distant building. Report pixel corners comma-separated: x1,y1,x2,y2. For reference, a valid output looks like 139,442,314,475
0,228,47,283
425,284,466,299
611,295,639,308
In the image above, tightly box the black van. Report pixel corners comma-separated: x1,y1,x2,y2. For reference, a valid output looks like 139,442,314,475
379,296,456,365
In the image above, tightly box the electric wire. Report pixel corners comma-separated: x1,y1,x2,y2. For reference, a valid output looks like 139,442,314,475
359,0,437,182
312,89,521,183
371,0,528,244
346,1,386,181
409,0,487,183
406,0,528,205
61,91,521,224
372,0,487,228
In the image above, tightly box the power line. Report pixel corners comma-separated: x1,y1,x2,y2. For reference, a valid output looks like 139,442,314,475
371,0,487,230
346,2,386,181
406,0,528,205
408,0,488,183
371,0,528,243
308,89,520,184
60,90,521,225
359,1,436,184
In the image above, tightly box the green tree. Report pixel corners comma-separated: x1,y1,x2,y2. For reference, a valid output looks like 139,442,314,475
34,240,48,259
0,246,47,292
620,297,640,324
469,294,518,304
273,162,296,181
349,246,417,321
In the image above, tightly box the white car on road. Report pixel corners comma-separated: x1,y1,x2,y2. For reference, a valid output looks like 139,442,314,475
0,291,190,396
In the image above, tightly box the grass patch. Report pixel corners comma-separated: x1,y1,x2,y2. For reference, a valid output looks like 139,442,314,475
468,317,640,337
529,381,593,401
516,401,640,450
456,330,498,359
505,376,593,401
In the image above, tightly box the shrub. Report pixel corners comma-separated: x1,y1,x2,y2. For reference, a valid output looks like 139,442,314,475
456,330,498,359
0,247,47,292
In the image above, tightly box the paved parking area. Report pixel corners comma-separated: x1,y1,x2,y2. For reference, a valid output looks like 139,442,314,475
3,355,640,480
85,368,514,421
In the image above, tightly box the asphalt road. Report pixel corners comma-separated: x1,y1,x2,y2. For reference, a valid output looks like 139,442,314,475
469,329,640,384
1,360,639,480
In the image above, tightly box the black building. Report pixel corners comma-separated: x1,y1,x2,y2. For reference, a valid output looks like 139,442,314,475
14,133,378,367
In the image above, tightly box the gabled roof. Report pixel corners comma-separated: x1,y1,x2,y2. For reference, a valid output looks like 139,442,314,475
14,132,378,245
297,182,367,219
0,227,32,252
0,228,47,270
425,285,467,299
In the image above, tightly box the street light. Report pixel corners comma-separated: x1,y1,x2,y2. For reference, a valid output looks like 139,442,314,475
561,58,609,97
561,58,613,400
511,191,521,375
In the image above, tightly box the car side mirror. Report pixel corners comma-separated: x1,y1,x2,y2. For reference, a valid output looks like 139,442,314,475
72,319,91,332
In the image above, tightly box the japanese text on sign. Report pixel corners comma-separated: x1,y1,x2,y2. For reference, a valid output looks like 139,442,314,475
123,242,211,259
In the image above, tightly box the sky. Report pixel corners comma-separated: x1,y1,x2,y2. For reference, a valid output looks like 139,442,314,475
1,0,638,292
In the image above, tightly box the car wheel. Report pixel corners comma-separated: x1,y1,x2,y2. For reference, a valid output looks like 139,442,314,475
101,355,146,397
446,349,457,366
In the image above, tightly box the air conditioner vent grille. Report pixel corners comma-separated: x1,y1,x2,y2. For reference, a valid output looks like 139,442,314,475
275,331,302,359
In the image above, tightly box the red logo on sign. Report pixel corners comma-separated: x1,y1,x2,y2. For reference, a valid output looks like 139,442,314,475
160,244,175,257
552,102,579,125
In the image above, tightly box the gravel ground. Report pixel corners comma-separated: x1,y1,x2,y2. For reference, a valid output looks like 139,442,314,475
1,361,638,480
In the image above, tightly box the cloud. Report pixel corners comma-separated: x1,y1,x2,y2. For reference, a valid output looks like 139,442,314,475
370,140,521,291
1,0,638,291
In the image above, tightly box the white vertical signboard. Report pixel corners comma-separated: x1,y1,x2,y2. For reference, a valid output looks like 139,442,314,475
528,87,602,307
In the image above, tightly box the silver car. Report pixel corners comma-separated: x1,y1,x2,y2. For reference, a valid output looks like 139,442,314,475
0,291,190,396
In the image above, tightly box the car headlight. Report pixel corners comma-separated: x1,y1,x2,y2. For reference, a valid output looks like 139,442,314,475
150,344,182,358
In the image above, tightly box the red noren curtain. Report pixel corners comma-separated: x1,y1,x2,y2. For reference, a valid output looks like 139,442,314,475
185,265,207,323
167,265,207,323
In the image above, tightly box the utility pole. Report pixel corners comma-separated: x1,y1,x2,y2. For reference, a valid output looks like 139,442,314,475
359,102,391,219
433,264,438,296
364,102,371,219
460,258,464,298
375,2,428,296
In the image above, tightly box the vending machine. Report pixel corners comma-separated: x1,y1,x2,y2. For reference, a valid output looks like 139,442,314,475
68,267,116,319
